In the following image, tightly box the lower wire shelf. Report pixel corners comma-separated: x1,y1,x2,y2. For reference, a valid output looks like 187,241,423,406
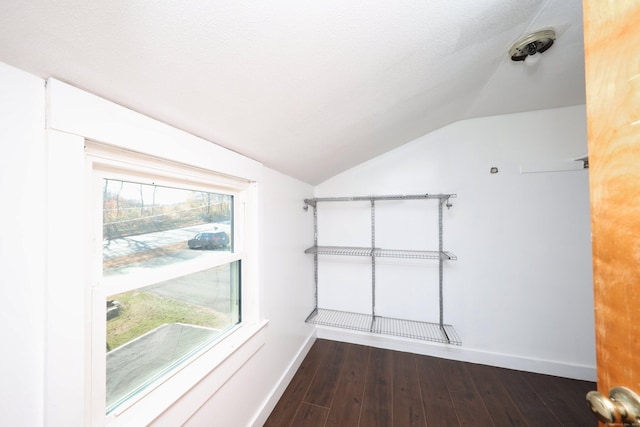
305,308,461,345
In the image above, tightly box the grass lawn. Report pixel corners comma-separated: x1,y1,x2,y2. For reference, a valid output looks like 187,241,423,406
107,290,230,350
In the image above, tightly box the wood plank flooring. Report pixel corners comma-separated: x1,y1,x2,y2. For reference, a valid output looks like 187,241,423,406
265,339,596,427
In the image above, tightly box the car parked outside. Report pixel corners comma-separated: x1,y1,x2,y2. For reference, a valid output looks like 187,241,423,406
187,231,229,249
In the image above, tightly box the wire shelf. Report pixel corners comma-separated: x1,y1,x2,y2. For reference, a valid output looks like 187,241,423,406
304,193,456,206
375,248,457,260
305,246,373,256
305,245,456,260
306,308,461,345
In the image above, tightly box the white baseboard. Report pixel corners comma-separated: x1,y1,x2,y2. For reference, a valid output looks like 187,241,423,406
316,326,596,382
250,332,317,427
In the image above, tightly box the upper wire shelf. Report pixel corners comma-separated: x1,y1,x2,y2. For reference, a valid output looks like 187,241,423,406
304,193,456,207
305,245,456,260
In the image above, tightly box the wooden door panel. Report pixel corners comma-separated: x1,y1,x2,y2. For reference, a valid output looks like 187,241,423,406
583,0,640,402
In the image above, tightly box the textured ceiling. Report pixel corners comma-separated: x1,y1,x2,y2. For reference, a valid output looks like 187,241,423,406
0,0,585,184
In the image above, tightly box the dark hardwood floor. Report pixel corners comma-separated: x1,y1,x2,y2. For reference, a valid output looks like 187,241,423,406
265,339,596,427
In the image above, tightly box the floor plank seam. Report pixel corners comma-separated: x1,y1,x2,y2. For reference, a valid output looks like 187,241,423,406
444,362,461,427
501,376,530,427
520,372,565,426
438,358,462,427
305,402,330,410
297,343,329,427
413,355,429,427
322,343,347,427
464,362,496,427
356,347,371,427
390,351,394,427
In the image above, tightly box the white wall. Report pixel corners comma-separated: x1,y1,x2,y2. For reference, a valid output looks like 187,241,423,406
315,105,596,380
0,63,46,425
0,63,316,426
184,168,316,426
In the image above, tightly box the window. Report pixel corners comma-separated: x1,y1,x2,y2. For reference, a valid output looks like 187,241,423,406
45,79,264,427
85,143,251,421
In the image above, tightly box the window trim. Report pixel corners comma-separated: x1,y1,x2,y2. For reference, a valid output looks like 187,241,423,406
46,79,262,183
89,145,248,421
45,79,265,426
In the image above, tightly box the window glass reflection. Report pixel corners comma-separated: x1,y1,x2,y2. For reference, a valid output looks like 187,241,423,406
102,179,233,276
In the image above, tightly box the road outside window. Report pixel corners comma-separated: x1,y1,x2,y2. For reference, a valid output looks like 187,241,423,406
103,180,233,275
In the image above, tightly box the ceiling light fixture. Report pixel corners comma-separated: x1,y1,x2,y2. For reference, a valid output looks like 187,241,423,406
509,29,556,61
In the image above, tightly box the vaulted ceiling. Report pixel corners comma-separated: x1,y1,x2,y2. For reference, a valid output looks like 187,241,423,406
0,0,585,184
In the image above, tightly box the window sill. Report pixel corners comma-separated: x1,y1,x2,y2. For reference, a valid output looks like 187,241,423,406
106,319,269,427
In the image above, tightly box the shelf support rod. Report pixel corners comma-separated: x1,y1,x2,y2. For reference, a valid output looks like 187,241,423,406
313,204,319,312
370,199,377,332
439,197,451,343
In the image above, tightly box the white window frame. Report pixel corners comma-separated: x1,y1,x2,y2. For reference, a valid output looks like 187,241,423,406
45,79,266,427
89,142,249,422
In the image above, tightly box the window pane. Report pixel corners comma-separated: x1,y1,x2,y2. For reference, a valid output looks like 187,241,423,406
106,261,241,413
103,179,233,276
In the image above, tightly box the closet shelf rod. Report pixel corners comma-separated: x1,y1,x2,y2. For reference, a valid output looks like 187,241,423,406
304,193,456,204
